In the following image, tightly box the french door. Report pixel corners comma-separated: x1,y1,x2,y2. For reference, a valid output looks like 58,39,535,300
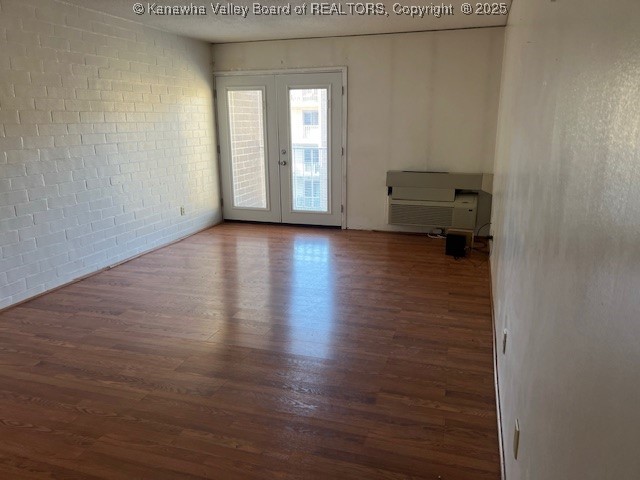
216,72,343,226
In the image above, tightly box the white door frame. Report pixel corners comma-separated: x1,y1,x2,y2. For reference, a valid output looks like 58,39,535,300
214,67,348,229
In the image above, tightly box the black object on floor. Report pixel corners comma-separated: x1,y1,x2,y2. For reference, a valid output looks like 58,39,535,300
446,234,467,258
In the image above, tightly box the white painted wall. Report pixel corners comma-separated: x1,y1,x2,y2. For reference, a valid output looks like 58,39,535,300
491,0,640,478
0,0,220,309
212,28,504,230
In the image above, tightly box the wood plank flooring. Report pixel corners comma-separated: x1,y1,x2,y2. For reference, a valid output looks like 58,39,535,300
0,223,500,479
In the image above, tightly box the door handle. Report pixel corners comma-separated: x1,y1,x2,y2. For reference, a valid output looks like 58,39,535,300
279,160,287,166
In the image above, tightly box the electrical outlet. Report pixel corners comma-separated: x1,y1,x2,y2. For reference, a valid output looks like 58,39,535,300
180,206,185,216
502,329,508,354
514,419,520,459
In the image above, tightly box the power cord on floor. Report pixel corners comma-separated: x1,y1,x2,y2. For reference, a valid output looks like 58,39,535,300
425,229,491,266
475,222,491,237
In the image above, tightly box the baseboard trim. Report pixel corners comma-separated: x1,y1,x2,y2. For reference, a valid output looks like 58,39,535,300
0,221,221,314
489,258,507,479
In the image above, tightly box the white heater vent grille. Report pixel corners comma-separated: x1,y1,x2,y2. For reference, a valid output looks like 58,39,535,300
389,204,453,226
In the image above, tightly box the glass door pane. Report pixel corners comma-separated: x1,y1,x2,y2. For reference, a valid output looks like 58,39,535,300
288,88,329,213
228,89,267,209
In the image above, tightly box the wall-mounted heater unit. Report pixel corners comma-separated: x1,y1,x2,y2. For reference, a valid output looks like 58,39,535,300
386,171,493,231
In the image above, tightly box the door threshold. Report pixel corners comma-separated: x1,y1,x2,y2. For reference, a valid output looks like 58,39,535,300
223,220,341,229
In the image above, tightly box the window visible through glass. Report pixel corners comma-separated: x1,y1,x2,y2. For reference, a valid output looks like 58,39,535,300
303,111,319,126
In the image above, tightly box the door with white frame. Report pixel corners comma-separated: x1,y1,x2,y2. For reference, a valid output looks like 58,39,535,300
216,72,344,226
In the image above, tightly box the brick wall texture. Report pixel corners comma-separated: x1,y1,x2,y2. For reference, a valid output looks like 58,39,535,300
227,90,267,209
0,0,220,308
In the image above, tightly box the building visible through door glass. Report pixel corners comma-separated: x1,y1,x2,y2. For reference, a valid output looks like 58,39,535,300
228,90,268,209
289,88,329,213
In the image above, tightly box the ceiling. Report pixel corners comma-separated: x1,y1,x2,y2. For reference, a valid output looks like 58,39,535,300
64,0,511,43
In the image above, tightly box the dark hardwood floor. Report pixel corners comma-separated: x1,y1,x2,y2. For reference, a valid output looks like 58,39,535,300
0,223,500,479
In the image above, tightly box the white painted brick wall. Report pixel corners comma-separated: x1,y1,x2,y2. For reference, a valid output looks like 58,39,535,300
0,0,221,308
